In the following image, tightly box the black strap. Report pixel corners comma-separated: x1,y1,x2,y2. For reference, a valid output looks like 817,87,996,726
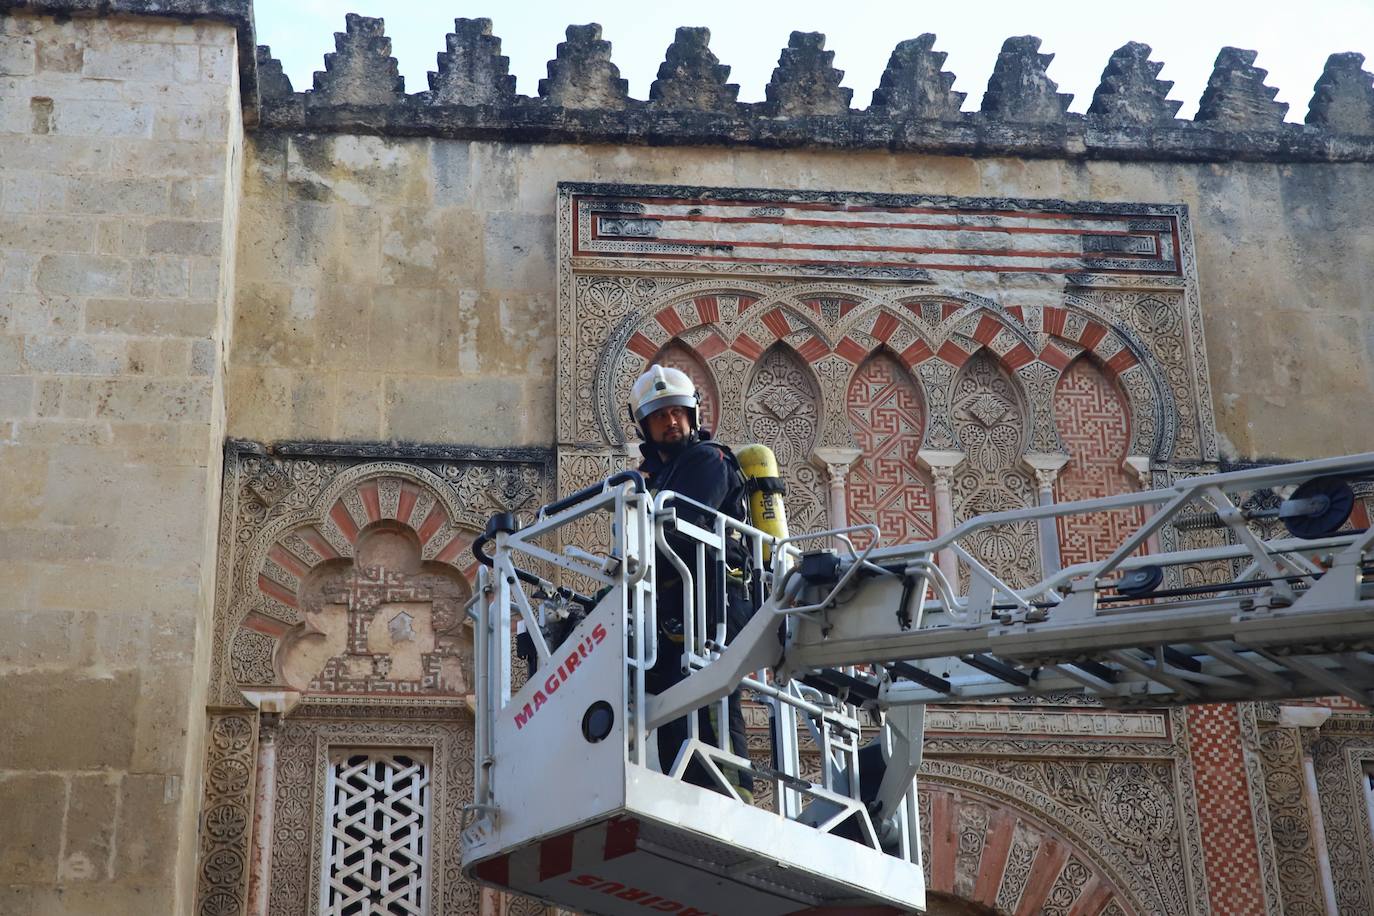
745,476,787,496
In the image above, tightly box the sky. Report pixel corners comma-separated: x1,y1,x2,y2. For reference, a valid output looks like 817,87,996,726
254,1,1374,121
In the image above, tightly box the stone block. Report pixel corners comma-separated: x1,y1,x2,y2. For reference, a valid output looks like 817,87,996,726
34,378,61,416
34,254,129,297
37,562,197,616
151,103,230,141
368,286,440,372
112,774,180,885
482,212,555,291
87,299,215,338
92,377,212,423
0,334,20,371
173,43,198,83
132,662,194,771
0,608,75,665
68,177,169,216
23,336,126,374
169,176,227,221
2,171,71,214
109,138,226,179
41,444,121,525
144,220,222,257
384,374,531,444
334,371,383,440
0,773,63,883
129,257,191,299
82,40,177,82
50,99,153,138
12,419,112,447
95,221,144,257
0,215,95,253
190,338,215,376
0,441,46,525
232,281,316,367
0,670,137,769
0,374,34,416
0,135,109,173
59,774,118,882
314,282,370,361
36,37,85,74
4,294,82,335
0,35,36,77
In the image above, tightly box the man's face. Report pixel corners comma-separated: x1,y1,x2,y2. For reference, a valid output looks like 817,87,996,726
643,404,691,447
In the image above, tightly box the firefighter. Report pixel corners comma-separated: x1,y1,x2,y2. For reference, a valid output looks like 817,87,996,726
629,364,755,800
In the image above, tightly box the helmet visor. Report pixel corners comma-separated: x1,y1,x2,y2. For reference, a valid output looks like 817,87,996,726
633,393,698,424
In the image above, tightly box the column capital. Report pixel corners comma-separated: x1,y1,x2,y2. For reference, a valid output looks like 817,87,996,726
1123,455,1152,489
812,447,862,474
241,688,302,726
1022,452,1071,491
917,448,965,483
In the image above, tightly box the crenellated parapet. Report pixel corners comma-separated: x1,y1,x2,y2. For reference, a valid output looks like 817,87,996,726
245,14,1374,162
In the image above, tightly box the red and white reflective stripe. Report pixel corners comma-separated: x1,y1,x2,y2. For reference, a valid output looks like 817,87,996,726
472,816,643,890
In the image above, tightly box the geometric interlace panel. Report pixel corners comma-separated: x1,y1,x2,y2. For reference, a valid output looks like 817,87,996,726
322,751,431,916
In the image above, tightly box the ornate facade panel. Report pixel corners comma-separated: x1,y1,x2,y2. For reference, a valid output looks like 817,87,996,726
1311,718,1374,914
1257,725,1324,916
744,344,829,534
949,352,1040,588
1053,357,1146,566
1185,704,1269,915
845,352,935,545
195,711,258,916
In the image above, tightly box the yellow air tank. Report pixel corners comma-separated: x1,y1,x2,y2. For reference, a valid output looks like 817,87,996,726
736,444,789,562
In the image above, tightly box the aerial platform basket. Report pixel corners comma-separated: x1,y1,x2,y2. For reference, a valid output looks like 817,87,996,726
459,475,926,914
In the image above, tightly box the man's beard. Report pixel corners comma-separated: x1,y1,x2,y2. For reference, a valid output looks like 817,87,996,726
657,430,696,457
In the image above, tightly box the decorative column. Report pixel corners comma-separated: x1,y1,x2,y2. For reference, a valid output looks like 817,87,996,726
812,447,862,531
1280,705,1338,916
917,449,965,587
1023,453,1071,577
242,690,300,916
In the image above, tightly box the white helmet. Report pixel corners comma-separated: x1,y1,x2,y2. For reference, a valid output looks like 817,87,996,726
628,364,699,434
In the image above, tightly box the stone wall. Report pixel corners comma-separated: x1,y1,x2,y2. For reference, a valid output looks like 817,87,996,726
231,132,1374,461
0,7,241,913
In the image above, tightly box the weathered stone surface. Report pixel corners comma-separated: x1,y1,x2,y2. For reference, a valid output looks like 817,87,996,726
0,773,64,883
762,31,852,118
869,33,964,120
981,35,1072,123
255,44,293,100
1306,52,1374,134
1088,41,1181,125
538,23,628,110
309,13,404,107
426,17,515,106
648,26,738,113
1195,46,1288,130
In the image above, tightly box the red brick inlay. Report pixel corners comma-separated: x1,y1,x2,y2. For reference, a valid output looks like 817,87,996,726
936,340,972,367
359,480,381,522
1004,343,1036,370
898,340,934,368
298,525,339,560
1187,703,1267,916
1014,839,1070,916
761,307,791,340
1005,305,1024,323
397,483,420,526
871,312,899,343
696,331,728,359
972,315,1002,345
1078,321,1108,350
834,336,869,365
737,295,758,314
268,544,311,579
415,503,448,545
731,333,764,361
433,531,472,565
694,295,719,324
795,335,829,363
1105,347,1139,376
329,501,360,543
627,331,659,361
941,302,963,320
654,306,686,337
1040,343,1073,371
258,573,299,608
929,790,955,893
1043,306,1067,337
973,810,1015,906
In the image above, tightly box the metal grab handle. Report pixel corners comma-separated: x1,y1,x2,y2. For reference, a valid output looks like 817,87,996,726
539,469,645,520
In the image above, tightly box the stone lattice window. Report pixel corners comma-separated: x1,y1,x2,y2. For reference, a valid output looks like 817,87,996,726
321,750,432,916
